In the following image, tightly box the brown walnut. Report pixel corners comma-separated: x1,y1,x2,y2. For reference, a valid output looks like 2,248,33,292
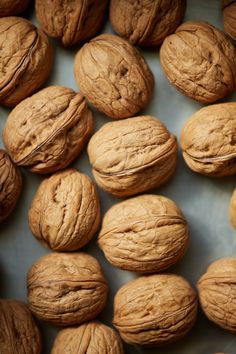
0,299,41,354
113,274,198,346
88,115,177,197
0,0,29,17
0,17,53,107
74,34,154,119
180,103,236,177
222,0,236,41
110,0,186,46
28,169,100,251
27,252,108,326
160,21,236,103
229,188,236,228
0,150,22,223
51,321,124,354
98,194,189,273
3,86,93,174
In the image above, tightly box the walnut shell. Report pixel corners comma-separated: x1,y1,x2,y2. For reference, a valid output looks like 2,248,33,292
229,188,236,228
110,0,186,47
98,194,189,273
113,274,198,346
0,150,22,223
74,34,154,119
28,169,100,251
0,0,29,17
222,0,236,41
180,103,236,177
36,0,108,47
88,115,177,197
0,17,53,107
51,321,124,354
0,299,41,354
3,86,93,174
160,21,236,103
197,258,236,332
27,252,108,326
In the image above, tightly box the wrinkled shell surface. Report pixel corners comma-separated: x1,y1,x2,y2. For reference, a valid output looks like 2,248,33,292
0,0,29,17
74,34,154,119
110,0,186,46
3,86,93,174
0,299,41,354
27,252,108,325
0,17,53,107
88,116,177,197
160,21,236,103
222,0,236,40
197,258,236,332
0,150,22,223
229,188,236,228
51,321,124,354
113,274,198,346
36,0,108,46
98,194,189,273
28,169,100,251
180,103,236,177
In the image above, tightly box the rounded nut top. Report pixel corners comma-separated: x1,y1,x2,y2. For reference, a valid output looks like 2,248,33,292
160,21,236,103
0,0,29,17
180,103,236,177
222,0,236,41
113,274,197,346
74,34,154,119
229,188,236,228
3,86,93,174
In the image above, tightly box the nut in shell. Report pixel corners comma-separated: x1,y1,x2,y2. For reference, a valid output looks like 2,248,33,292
222,0,236,41
0,0,29,17
229,188,236,228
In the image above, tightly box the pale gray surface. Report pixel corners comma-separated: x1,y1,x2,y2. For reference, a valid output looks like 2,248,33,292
0,1,236,353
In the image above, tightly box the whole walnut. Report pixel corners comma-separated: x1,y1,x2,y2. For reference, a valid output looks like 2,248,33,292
0,299,41,354
36,0,108,47
180,103,236,177
0,0,29,17
0,17,53,107
28,169,100,251
98,194,189,273
51,321,124,354
27,252,108,325
74,34,154,119
229,188,236,228
160,21,236,103
110,0,186,46
88,115,177,197
0,150,22,223
197,258,236,332
3,86,93,174
222,0,236,41
113,274,198,346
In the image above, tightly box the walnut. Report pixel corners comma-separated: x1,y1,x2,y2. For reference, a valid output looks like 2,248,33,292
74,34,154,119
110,0,186,47
222,1,236,41
229,188,236,228
35,0,109,47
27,252,108,326
197,258,236,333
88,115,177,197
160,21,236,103
113,274,198,346
28,169,100,251
0,17,53,107
0,150,22,223
51,321,124,354
180,103,236,177
0,0,29,17
3,86,93,174
98,194,189,273
0,299,41,354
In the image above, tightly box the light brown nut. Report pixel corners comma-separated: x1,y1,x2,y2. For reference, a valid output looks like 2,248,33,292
74,34,154,119
27,252,108,326
160,21,236,103
88,115,177,197
197,258,236,333
0,299,41,354
110,0,186,47
113,274,198,346
0,17,53,107
0,0,29,16
3,86,93,174
28,169,100,251
98,194,189,273
0,150,22,223
229,188,236,228
36,0,108,47
180,103,236,177
51,321,124,354
222,0,236,41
